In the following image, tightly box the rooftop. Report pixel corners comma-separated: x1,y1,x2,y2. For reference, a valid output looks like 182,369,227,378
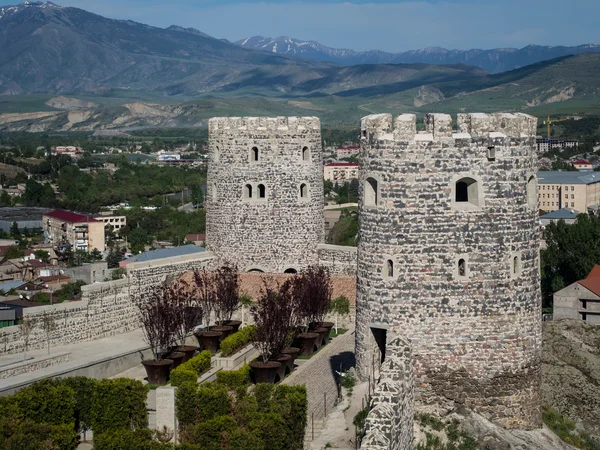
0,280,25,292
44,210,99,223
0,207,53,221
578,265,600,297
122,244,205,264
540,208,581,220
537,171,600,185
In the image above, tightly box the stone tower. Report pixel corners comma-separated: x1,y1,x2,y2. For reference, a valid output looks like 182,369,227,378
206,116,324,273
355,112,542,429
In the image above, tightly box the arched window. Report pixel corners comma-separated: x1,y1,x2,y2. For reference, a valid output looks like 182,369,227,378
300,183,307,198
365,177,378,207
302,146,309,161
284,268,297,274
244,184,253,200
511,253,522,279
251,146,259,162
513,256,519,275
455,177,480,207
527,176,537,208
258,184,266,199
458,258,467,278
248,268,264,273
386,260,394,278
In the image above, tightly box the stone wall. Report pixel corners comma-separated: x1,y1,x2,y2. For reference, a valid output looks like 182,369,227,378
206,117,324,273
0,252,215,357
360,334,414,450
317,243,357,275
355,112,542,430
0,352,70,379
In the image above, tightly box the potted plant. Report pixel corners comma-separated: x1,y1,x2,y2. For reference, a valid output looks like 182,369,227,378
136,285,177,385
192,269,222,354
170,279,202,363
250,279,297,384
293,266,333,355
214,264,242,333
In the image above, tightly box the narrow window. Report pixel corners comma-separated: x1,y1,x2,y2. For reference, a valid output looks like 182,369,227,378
386,260,394,278
251,146,259,162
212,184,217,202
487,146,496,161
244,184,253,200
302,146,309,161
513,256,519,275
300,183,307,198
527,176,537,208
455,177,480,207
458,258,466,277
258,184,266,199
214,146,220,162
365,177,378,207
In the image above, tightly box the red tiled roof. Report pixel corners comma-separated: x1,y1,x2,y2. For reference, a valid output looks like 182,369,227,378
573,160,591,165
37,275,71,284
578,265,600,296
185,234,206,242
325,163,359,167
26,260,49,269
336,146,360,150
44,210,99,223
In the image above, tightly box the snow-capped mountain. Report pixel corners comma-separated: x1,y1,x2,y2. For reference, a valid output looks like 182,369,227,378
0,1,60,20
236,36,600,73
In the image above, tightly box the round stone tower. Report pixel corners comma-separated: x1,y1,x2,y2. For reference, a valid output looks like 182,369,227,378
355,112,542,429
206,116,324,273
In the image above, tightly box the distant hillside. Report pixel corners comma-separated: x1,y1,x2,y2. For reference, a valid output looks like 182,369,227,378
237,35,600,73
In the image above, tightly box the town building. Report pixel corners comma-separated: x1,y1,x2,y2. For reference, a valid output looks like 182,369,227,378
554,265,600,324
540,208,580,226
94,214,127,231
324,162,359,182
43,210,106,253
184,234,205,246
119,244,205,267
572,159,593,170
537,171,600,213
53,146,83,158
334,145,360,158
0,207,54,233
536,138,578,153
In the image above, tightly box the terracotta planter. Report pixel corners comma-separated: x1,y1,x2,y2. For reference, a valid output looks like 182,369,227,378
195,331,223,354
217,320,242,333
313,327,328,349
271,354,292,381
310,321,334,333
250,360,281,384
142,359,173,385
167,351,185,370
295,332,319,357
174,345,198,363
210,325,233,342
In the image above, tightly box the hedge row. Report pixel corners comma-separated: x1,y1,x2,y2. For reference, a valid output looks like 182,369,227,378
0,377,149,449
175,367,307,450
219,325,256,357
170,350,212,387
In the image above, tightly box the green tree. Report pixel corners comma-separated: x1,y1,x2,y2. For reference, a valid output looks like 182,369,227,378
0,190,11,206
22,179,56,207
106,247,123,269
90,248,103,261
33,250,50,262
129,227,150,252
4,245,23,259
9,221,19,238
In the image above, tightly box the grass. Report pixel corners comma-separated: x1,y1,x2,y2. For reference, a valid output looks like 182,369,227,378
543,406,600,450
329,328,347,338
415,413,478,450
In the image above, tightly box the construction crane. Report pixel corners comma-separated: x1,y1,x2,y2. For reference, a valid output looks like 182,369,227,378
545,115,569,138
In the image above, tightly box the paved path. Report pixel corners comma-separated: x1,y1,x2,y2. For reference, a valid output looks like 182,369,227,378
0,329,149,394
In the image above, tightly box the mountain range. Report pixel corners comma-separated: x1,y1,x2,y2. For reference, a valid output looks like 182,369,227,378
0,1,599,131
236,36,600,74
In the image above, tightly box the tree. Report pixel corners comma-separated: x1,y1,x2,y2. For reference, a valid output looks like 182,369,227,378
40,312,57,355
19,318,37,360
193,269,216,330
21,179,56,207
135,285,177,361
33,250,50,262
213,265,239,323
293,265,333,332
106,247,123,269
329,296,350,334
89,248,103,262
169,279,202,346
129,227,149,253
9,221,19,238
3,245,22,259
0,191,11,206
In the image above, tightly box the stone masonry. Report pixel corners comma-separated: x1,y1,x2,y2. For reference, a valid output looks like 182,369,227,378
206,117,325,273
361,333,414,450
355,112,542,430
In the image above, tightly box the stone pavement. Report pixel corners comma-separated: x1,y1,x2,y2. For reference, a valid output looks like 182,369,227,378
0,328,150,395
283,327,356,443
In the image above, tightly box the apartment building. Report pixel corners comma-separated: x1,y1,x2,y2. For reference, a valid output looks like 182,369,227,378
95,214,127,231
536,138,578,153
43,210,105,253
537,171,600,213
324,162,359,182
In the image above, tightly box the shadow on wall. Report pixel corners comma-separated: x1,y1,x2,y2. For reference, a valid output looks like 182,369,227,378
330,350,356,397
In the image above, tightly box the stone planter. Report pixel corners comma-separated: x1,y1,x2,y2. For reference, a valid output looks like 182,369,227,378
174,345,198,363
210,325,233,342
270,353,292,382
217,320,242,333
313,327,328,349
250,360,281,384
295,332,319,357
281,347,300,373
195,331,223,354
167,351,185,370
142,359,173,386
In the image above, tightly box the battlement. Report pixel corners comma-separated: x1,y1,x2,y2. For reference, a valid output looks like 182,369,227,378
209,116,320,132
361,112,537,142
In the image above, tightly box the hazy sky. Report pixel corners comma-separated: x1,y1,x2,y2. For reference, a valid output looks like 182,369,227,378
35,0,600,52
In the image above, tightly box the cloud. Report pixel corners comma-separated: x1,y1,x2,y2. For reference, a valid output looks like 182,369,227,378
58,0,600,52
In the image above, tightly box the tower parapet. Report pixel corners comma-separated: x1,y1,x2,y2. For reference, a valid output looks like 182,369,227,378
206,116,324,273
355,112,542,430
